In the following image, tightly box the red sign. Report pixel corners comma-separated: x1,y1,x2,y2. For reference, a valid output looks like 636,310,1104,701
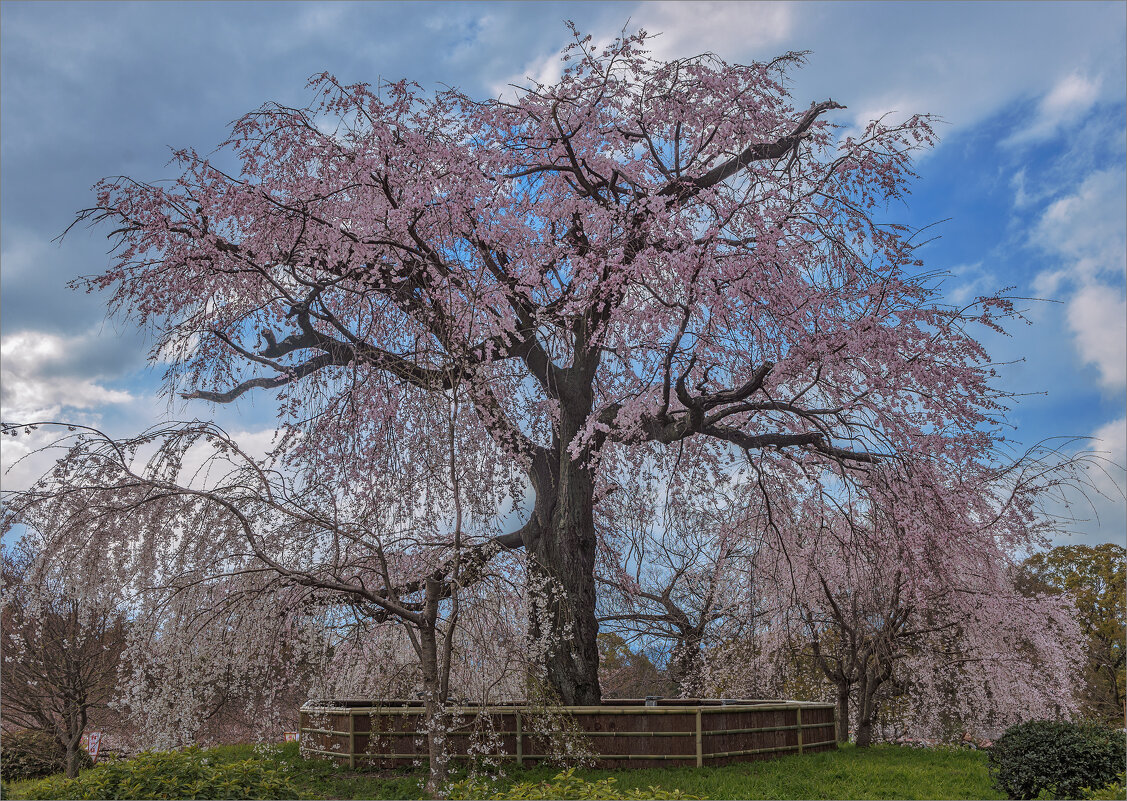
80,731,103,762
283,731,299,742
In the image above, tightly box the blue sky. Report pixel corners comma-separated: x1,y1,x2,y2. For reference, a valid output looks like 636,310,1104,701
2,1,1124,546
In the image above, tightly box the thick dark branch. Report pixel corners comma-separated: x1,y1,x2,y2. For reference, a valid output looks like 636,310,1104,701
183,369,319,403
658,100,845,204
694,362,774,411
187,309,463,403
701,426,826,451
626,359,880,464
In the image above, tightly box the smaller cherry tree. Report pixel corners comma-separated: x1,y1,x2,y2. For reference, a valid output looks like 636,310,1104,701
1,401,529,793
0,528,128,778
745,446,1088,745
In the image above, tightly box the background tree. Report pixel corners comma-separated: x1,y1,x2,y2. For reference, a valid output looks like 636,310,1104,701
596,632,670,699
1020,544,1126,723
55,22,1041,706
781,532,1080,746
703,444,1090,745
596,447,769,697
0,537,128,778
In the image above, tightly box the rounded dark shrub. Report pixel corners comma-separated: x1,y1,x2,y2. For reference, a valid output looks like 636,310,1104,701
987,720,1126,800
0,728,93,782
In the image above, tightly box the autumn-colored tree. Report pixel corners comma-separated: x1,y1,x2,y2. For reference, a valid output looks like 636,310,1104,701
1021,544,1126,723
596,632,671,699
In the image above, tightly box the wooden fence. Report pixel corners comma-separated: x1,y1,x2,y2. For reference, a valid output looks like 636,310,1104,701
299,698,837,769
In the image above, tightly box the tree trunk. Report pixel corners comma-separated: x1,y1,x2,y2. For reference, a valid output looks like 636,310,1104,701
59,706,87,779
526,471,601,705
65,743,81,779
525,396,602,706
855,670,881,748
855,710,875,748
671,633,705,698
836,685,851,743
418,629,450,796
423,697,450,796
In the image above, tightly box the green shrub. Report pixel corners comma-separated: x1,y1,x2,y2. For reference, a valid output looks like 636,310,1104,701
446,768,700,800
18,745,299,800
0,729,93,782
1081,772,1125,800
987,720,1126,800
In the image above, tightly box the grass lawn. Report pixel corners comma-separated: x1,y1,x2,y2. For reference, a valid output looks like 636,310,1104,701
5,741,1005,800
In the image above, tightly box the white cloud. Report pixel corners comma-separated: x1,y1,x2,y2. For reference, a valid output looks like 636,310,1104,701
1041,72,1101,119
0,330,135,421
946,261,998,306
628,1,794,62
1061,416,1127,546
1065,285,1127,389
0,423,285,501
1006,72,1102,146
489,1,794,101
1029,168,1127,390
1033,169,1127,285
491,49,567,99
485,2,1125,165
0,425,69,495
168,426,286,490
1040,417,1126,548
1093,416,1127,466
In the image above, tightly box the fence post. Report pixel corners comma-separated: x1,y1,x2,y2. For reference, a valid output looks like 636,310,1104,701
515,711,523,767
695,708,703,767
796,707,803,755
348,711,356,769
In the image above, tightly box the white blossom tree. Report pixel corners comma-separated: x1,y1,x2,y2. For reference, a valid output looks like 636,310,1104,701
1,534,128,777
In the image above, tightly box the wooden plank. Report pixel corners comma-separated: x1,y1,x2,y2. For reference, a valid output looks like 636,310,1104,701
705,724,820,736
797,707,803,755
699,703,834,714
705,744,798,759
529,752,693,761
300,746,352,760
337,728,698,737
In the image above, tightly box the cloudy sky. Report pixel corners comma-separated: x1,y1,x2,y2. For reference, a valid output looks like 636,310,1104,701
2,1,1124,546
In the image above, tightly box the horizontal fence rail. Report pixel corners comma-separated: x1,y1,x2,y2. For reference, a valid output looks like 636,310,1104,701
299,699,837,769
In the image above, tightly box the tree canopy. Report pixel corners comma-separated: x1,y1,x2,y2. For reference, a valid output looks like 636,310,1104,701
6,27,1091,721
